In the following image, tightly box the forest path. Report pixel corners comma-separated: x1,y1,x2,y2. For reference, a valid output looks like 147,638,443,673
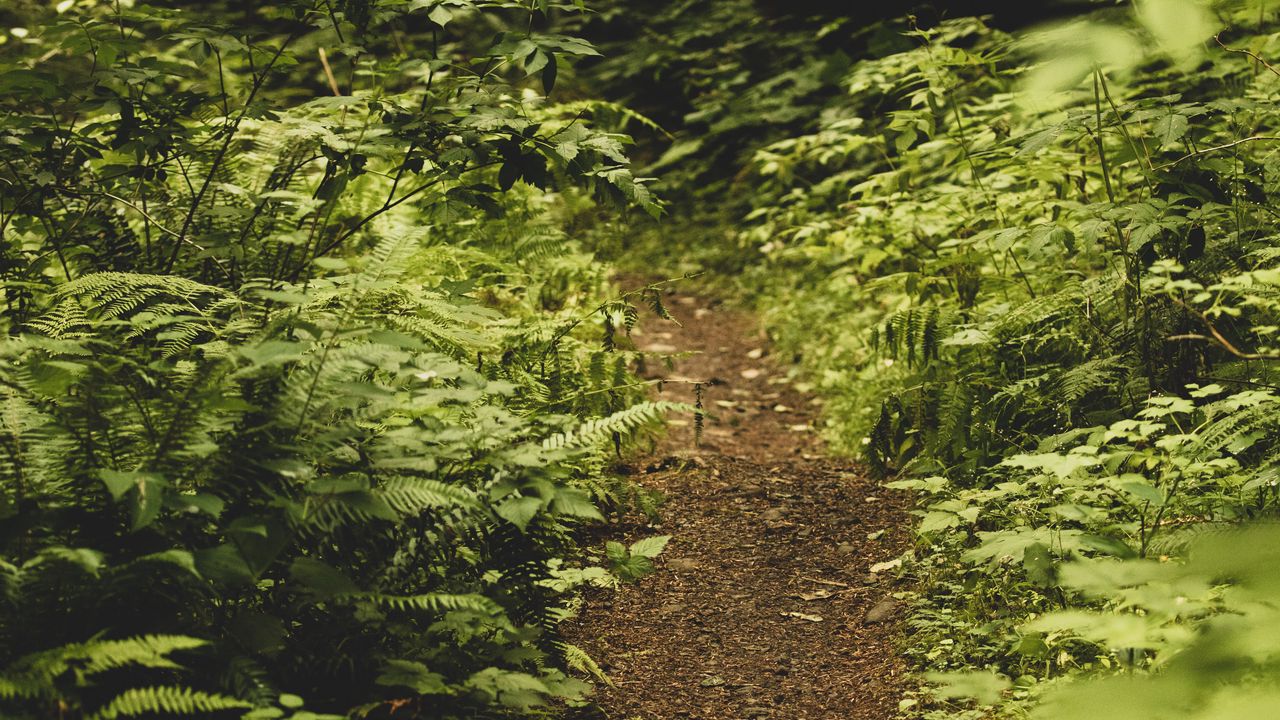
565,285,911,720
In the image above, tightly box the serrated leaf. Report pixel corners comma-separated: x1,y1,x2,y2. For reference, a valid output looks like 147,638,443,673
628,535,671,559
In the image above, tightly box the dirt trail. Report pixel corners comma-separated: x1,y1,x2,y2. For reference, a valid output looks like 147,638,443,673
566,287,911,720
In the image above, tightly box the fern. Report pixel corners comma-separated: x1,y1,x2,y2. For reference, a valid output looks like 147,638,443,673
541,401,691,450
358,593,506,617
90,686,251,719
561,642,613,687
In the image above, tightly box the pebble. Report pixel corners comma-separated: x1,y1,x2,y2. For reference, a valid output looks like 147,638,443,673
863,598,902,624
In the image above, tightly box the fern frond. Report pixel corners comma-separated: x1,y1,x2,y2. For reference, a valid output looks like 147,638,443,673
56,273,231,320
378,477,482,516
0,636,209,703
562,642,613,687
90,686,250,719
541,401,691,450
358,593,505,617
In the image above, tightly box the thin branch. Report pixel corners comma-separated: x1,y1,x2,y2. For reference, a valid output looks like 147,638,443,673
1166,297,1280,361
165,34,298,272
319,47,342,96
68,189,235,284
1155,136,1280,170
1216,33,1280,79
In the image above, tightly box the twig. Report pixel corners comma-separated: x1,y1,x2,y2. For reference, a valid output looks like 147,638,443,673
318,47,342,96
1166,297,1280,360
1216,33,1280,79
1155,136,1280,170
165,34,297,271
801,576,852,588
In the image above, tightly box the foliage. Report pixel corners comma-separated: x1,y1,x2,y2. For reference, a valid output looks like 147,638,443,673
0,0,676,717
574,0,1280,716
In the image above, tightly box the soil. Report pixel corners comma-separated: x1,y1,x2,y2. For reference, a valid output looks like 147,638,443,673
564,286,912,720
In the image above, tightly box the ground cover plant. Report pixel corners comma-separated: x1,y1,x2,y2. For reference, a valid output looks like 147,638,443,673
0,1,680,717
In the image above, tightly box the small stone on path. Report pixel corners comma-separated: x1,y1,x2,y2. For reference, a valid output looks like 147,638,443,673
863,598,901,624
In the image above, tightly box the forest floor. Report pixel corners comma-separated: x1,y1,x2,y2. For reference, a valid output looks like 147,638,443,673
565,285,912,720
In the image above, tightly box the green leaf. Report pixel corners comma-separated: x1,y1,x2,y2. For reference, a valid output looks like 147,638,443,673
194,544,256,587
551,488,603,521
428,5,453,26
131,475,169,531
1153,111,1188,148
1023,543,1056,588
496,496,543,531
377,660,448,695
542,53,558,94
290,557,360,598
1115,476,1165,504
920,510,961,534
229,612,288,654
628,535,671,559
100,469,141,501
925,671,1011,706
604,541,627,564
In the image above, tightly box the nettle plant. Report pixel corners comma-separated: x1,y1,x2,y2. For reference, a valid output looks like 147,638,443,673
0,1,674,718
895,382,1280,713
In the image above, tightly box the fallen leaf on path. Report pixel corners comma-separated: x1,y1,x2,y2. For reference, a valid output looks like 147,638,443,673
773,404,790,413
788,424,812,432
642,343,678,353
714,400,738,408
740,368,762,380
869,558,903,574
780,611,824,622
700,676,725,687
796,589,834,601
747,348,764,359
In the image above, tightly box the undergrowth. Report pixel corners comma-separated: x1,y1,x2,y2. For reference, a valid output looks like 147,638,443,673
577,0,1280,717
0,1,681,717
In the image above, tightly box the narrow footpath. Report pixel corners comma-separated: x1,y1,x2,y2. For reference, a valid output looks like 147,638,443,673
566,286,911,720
